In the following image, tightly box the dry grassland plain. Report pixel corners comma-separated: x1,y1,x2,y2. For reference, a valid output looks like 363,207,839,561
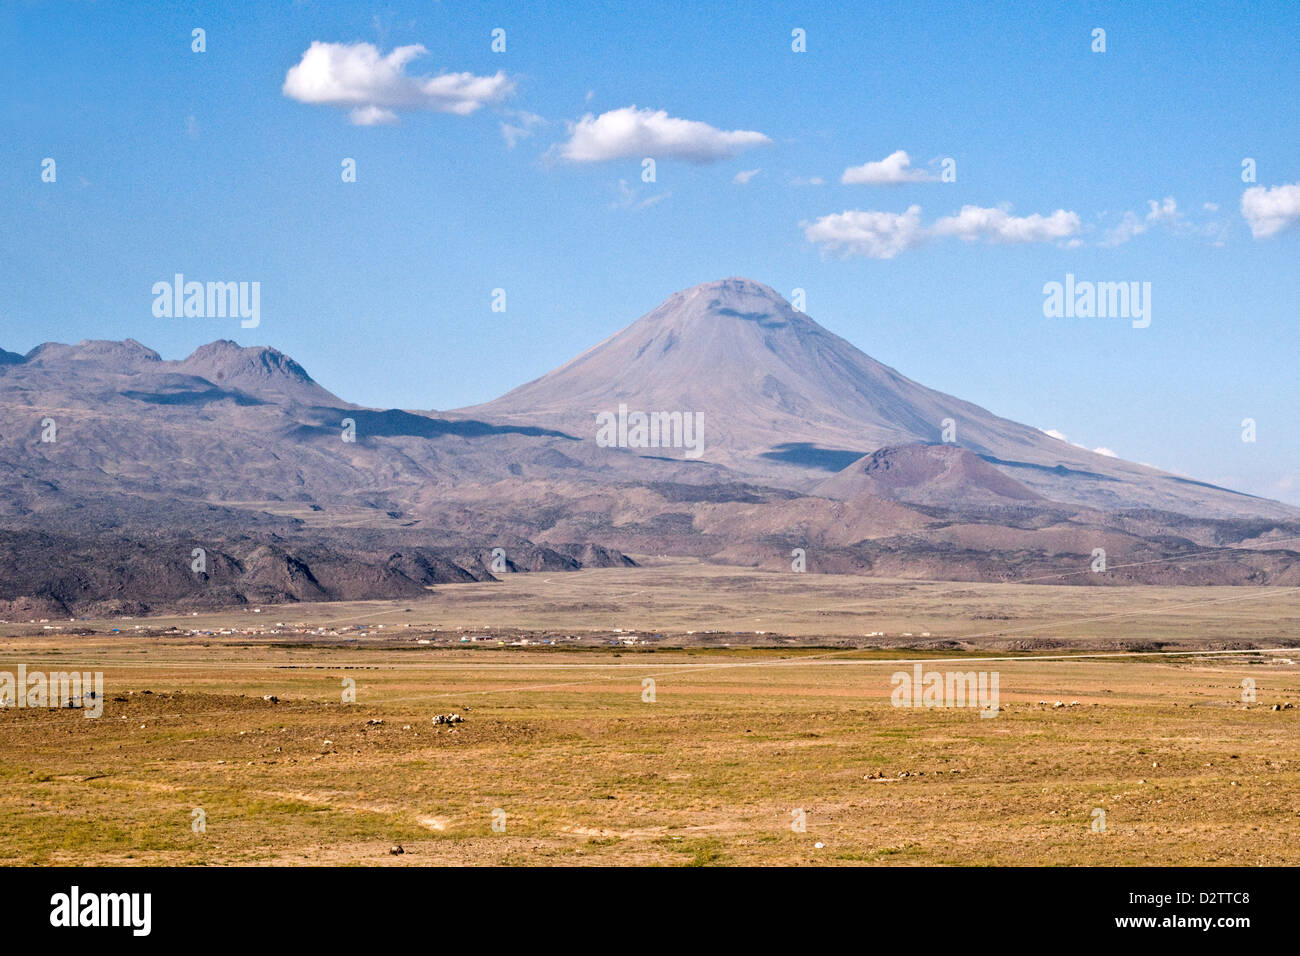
1,563,1297,866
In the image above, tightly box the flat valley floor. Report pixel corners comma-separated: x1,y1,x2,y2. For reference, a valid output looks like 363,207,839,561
2,562,1298,866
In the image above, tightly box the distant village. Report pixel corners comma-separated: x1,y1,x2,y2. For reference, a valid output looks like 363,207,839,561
3,612,925,648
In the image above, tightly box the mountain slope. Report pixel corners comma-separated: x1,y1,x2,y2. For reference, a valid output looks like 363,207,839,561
816,443,1046,507
173,340,339,404
0,337,731,521
463,278,1294,519
0,325,1297,596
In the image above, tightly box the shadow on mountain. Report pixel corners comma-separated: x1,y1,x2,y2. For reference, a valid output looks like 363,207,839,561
298,407,577,441
713,306,789,329
121,388,268,407
1163,473,1264,498
760,442,868,471
978,454,1121,483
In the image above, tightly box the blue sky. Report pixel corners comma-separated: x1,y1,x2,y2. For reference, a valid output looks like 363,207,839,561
3,0,1298,502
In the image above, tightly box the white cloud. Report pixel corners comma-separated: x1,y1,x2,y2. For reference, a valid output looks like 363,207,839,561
841,150,934,185
931,204,1081,244
1241,182,1300,238
282,41,513,124
1102,197,1179,246
557,106,770,164
806,203,1080,259
500,124,529,148
1146,196,1178,223
611,179,669,211
790,175,825,186
1040,429,1118,458
500,109,546,149
802,206,926,260
350,105,399,126
1103,213,1145,247
733,168,760,185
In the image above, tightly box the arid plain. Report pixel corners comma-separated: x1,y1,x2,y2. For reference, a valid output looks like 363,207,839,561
3,561,1297,866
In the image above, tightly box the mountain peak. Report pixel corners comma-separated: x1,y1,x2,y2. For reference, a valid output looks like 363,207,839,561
461,279,1296,518
178,340,316,385
464,277,883,459
657,277,798,328
25,338,162,367
815,443,1045,506
169,340,344,405
683,276,787,302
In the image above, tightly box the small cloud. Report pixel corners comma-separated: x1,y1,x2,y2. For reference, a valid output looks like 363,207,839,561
802,205,926,260
611,178,669,211
500,124,529,148
556,106,770,164
282,41,513,125
733,168,760,185
1146,196,1178,223
1104,197,1238,248
350,105,399,126
500,109,546,149
1241,182,1300,239
1100,197,1181,247
185,114,200,139
841,150,934,185
805,203,1080,259
931,204,1081,244
1041,429,1117,458
789,175,825,186
1103,213,1144,247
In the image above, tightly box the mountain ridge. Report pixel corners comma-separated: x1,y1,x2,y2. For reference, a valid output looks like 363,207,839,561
2,279,1298,610
2,337,343,406
461,278,1293,519
5,280,1295,520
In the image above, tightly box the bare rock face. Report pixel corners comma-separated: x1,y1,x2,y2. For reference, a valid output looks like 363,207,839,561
0,594,69,619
